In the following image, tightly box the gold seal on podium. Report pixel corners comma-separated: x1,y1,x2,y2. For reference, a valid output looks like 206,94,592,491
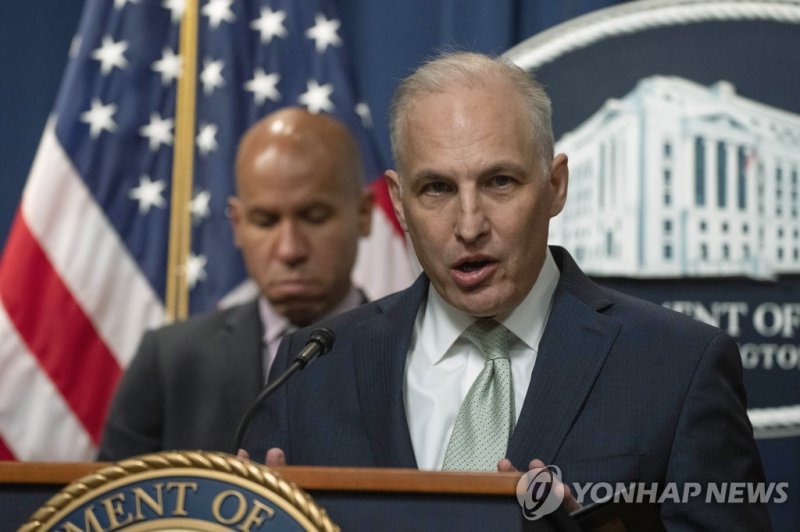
20,451,338,531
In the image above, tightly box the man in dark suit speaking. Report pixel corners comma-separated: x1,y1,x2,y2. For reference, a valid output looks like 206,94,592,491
99,108,373,460
243,53,770,529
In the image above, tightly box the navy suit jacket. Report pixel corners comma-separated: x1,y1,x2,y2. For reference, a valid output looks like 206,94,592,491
99,291,370,461
244,247,769,530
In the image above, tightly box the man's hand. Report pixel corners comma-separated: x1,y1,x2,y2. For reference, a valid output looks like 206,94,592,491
498,457,582,513
236,447,287,467
265,447,287,466
236,448,250,460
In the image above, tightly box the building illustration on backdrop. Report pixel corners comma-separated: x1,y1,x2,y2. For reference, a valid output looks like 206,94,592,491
550,75,800,278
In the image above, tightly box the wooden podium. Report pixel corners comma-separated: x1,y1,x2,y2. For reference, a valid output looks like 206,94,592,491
0,461,574,530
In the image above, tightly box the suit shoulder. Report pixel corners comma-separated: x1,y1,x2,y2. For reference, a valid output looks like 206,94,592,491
125,300,262,383
315,291,400,330
134,301,260,370
553,247,724,340
602,285,728,341
145,300,258,340
291,282,422,343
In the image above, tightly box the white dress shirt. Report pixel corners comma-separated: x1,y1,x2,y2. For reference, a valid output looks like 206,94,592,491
259,286,363,381
404,249,560,470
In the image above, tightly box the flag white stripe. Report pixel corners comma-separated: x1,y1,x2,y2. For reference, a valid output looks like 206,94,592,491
354,208,418,301
22,122,164,368
0,304,95,461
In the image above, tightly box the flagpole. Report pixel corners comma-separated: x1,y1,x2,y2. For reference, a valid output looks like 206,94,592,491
166,0,199,322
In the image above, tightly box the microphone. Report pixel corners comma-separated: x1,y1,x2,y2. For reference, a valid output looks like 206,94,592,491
292,327,335,368
231,328,335,454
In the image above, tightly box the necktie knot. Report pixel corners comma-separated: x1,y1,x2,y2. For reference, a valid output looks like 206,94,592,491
462,319,514,361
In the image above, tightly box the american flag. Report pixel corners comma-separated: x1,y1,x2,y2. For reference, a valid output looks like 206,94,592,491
0,0,413,461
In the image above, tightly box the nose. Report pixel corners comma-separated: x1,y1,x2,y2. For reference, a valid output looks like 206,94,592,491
454,188,489,244
274,220,309,266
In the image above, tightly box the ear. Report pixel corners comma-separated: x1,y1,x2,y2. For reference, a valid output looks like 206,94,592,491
384,170,408,232
548,153,569,218
227,196,244,248
357,186,374,237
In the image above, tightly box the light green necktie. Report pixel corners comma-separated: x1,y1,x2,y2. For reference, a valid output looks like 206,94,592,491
442,319,516,471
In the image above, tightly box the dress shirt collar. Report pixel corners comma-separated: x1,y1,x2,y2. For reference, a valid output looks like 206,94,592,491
422,248,560,364
258,284,363,344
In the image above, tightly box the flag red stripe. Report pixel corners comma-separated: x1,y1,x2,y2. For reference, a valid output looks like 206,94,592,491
371,176,404,235
0,434,15,460
0,212,122,444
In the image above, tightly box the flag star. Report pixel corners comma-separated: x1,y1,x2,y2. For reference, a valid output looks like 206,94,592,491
152,48,182,85
91,36,129,75
80,98,118,138
298,79,334,114
244,68,281,105
196,123,218,155
139,113,174,151
129,175,167,214
162,0,186,23
305,13,342,53
202,0,235,29
191,190,212,223
200,58,225,95
186,253,208,289
355,102,373,129
250,7,288,44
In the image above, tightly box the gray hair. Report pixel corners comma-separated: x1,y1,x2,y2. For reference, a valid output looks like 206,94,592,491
389,52,554,175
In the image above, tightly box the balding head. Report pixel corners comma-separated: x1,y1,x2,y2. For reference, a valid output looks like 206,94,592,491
229,107,372,326
390,52,553,177
235,107,364,199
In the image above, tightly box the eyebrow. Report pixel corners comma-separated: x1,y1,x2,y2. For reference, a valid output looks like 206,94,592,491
410,169,448,184
411,161,528,183
476,162,528,179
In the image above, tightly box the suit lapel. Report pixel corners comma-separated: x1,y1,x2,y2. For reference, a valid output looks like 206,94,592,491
349,248,620,469
507,249,621,467
220,301,265,417
354,276,428,468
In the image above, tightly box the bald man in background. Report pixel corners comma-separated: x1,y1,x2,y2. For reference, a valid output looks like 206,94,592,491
99,108,373,460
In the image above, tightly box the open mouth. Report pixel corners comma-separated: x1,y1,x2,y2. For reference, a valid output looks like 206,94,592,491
456,260,491,273
451,258,497,288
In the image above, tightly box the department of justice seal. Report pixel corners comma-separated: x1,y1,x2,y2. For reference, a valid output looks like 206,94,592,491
20,451,338,531
505,0,800,440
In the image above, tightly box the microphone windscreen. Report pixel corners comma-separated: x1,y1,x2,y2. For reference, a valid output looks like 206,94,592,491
310,328,335,353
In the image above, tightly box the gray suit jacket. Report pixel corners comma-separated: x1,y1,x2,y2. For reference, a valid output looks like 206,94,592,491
244,246,769,530
99,301,264,460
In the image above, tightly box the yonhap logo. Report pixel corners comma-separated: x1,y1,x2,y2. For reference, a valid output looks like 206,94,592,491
516,464,565,520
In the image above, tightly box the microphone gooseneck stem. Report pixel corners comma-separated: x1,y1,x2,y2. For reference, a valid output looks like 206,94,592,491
231,328,335,455
231,359,302,454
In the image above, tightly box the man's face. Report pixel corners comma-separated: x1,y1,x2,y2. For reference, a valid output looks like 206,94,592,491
230,142,371,326
387,81,568,318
